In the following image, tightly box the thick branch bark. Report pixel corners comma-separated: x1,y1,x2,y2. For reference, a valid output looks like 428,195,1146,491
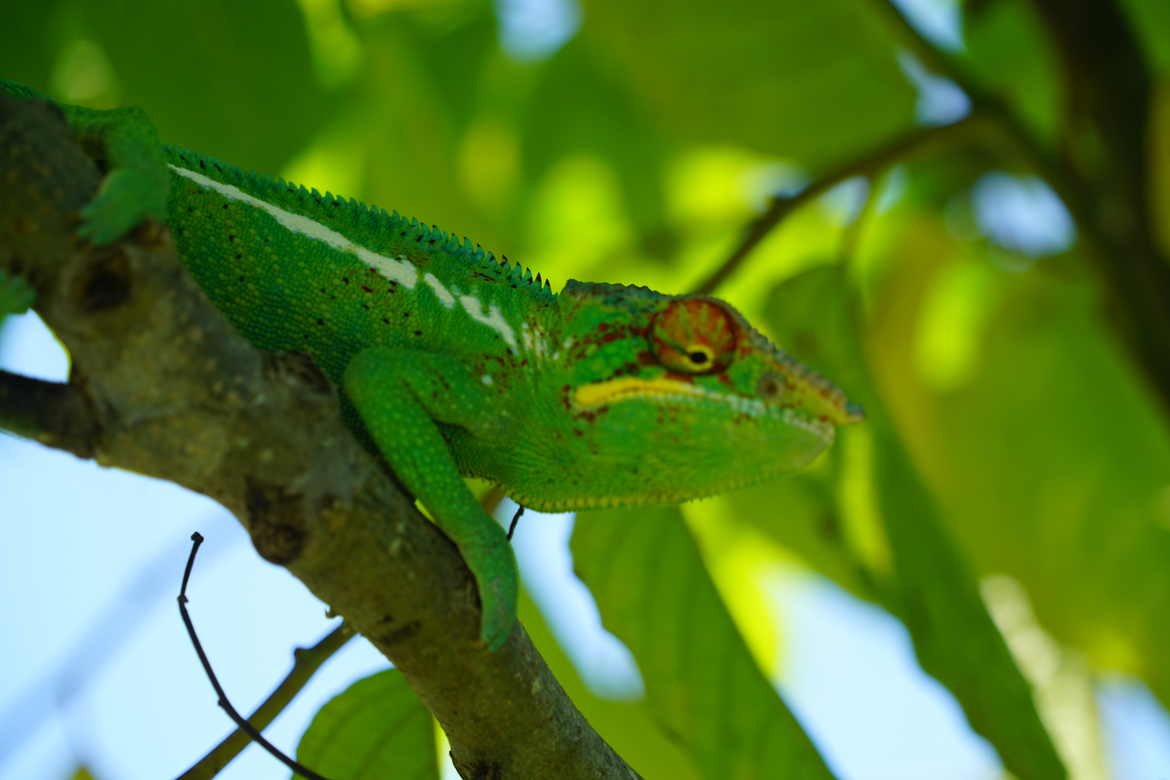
0,95,639,780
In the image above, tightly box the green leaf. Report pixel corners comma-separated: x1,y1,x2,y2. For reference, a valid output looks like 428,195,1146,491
579,0,916,167
762,264,1067,780
519,40,668,243
961,1,1061,140
76,0,329,172
572,506,835,780
517,588,700,779
296,669,438,780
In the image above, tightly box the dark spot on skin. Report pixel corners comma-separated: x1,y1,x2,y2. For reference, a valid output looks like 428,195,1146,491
228,234,236,243
221,203,229,210
382,317,390,324
573,429,584,437
342,276,350,285
234,253,242,260
238,275,245,283
413,330,422,336
402,312,410,318
316,318,325,326
198,159,206,169
79,254,131,313
361,285,373,293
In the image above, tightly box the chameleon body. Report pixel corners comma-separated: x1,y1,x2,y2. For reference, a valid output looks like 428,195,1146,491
1,81,861,649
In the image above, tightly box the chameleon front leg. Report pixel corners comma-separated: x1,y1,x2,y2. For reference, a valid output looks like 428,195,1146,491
343,347,518,650
1,79,167,245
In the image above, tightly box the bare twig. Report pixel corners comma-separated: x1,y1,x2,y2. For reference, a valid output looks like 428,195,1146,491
693,115,980,295
178,624,352,780
178,532,330,780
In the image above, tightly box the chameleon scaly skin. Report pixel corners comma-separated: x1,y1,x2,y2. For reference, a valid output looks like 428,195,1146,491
1,80,862,649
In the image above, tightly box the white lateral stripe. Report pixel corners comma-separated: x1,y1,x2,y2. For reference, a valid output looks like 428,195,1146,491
169,164,419,288
459,294,517,350
424,273,456,308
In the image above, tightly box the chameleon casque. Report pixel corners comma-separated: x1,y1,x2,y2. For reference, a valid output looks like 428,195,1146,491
1,81,862,650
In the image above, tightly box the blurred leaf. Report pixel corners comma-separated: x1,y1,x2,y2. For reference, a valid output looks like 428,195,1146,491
353,6,506,251
296,669,438,780
1153,84,1170,256
68,767,98,780
572,506,835,780
1121,0,1170,72
517,586,699,779
520,39,668,246
868,230,1170,714
763,264,1067,780
76,0,329,171
961,0,1061,140
0,1,64,87
579,0,916,167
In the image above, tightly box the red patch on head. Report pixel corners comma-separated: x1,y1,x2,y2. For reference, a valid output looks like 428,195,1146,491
650,298,737,375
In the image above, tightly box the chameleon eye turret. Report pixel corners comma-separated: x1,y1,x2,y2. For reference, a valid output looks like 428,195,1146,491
651,297,736,374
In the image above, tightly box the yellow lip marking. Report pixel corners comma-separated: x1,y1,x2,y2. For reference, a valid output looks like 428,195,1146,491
573,376,705,409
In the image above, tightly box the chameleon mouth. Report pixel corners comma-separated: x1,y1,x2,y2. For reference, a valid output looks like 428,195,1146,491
571,377,835,443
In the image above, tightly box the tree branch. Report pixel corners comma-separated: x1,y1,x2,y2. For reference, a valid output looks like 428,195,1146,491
693,114,981,295
179,623,351,780
0,95,639,780
873,0,1170,426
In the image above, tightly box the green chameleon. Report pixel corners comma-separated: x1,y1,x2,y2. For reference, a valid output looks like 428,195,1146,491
0,80,862,650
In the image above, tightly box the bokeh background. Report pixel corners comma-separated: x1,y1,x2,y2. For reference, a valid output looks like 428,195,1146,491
2,0,1170,777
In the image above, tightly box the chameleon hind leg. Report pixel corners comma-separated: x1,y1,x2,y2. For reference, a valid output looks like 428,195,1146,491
343,347,518,650
1,79,167,244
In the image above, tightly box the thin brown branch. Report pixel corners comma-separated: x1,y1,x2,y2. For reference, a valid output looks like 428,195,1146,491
694,114,981,295
178,623,351,780
0,95,640,780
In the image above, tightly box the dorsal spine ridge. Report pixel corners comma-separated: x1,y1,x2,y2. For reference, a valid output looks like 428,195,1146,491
166,145,554,298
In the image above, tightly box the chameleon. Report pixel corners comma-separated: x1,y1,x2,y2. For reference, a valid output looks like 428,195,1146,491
0,80,862,650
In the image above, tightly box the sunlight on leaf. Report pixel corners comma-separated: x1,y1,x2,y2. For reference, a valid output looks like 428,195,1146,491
573,506,836,779
296,670,439,780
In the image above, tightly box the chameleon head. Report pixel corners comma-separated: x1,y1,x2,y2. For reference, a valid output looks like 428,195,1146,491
511,281,863,511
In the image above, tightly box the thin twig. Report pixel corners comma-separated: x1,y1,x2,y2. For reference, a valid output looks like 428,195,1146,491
507,505,525,541
177,532,330,780
693,115,980,295
178,623,352,779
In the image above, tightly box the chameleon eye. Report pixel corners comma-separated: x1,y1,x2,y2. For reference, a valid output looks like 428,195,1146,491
651,298,737,374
